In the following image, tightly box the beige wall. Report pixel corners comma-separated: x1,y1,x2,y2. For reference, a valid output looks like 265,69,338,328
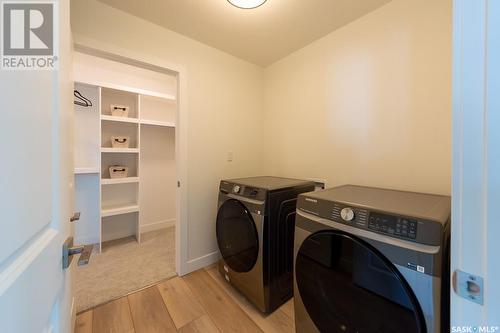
71,0,265,264
262,0,452,195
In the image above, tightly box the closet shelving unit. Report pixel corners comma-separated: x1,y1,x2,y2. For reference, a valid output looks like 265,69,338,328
74,81,176,251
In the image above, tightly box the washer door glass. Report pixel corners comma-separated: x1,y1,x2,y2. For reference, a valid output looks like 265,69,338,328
216,199,259,273
296,230,426,333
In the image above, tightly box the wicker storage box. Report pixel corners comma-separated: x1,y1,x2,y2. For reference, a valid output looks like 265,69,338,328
109,165,129,179
110,104,130,117
111,136,130,148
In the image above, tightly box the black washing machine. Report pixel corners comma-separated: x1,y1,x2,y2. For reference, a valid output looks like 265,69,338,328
216,176,315,313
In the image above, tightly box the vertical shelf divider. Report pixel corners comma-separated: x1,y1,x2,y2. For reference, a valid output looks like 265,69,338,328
136,94,142,244
97,87,102,253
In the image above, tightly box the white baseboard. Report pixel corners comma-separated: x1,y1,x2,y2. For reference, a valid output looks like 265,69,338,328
140,219,175,234
102,227,136,243
184,251,221,274
70,297,76,333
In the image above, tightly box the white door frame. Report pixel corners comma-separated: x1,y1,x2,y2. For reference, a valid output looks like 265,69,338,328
73,39,190,275
452,0,500,329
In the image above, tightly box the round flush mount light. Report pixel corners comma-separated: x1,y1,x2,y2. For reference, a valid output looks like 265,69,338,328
227,0,267,9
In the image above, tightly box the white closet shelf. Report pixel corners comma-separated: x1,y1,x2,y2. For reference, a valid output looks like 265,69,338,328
101,115,139,124
74,167,100,174
101,177,139,185
140,119,176,127
101,148,140,153
77,80,176,101
101,204,140,217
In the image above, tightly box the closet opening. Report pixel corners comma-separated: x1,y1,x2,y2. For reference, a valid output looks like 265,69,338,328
72,47,187,313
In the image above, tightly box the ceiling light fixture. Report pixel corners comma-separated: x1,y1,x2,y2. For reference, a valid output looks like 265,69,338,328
227,0,267,9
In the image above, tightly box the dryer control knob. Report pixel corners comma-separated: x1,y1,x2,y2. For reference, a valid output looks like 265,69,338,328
340,207,355,222
233,185,241,193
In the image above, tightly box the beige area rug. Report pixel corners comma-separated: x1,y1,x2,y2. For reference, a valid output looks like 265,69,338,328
75,227,176,313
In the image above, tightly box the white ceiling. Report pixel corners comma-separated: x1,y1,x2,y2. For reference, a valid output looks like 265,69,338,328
97,0,392,66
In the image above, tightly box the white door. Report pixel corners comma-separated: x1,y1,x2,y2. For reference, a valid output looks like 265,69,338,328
0,1,74,332
452,0,500,329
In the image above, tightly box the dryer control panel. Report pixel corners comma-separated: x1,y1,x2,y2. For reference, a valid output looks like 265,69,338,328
219,181,267,201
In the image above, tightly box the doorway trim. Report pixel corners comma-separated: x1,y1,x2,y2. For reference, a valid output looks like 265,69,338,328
73,39,189,275
451,0,500,326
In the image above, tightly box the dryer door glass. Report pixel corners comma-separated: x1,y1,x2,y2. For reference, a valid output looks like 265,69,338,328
296,231,426,333
216,199,259,273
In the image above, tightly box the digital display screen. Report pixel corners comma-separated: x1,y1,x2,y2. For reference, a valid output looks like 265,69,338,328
368,212,417,239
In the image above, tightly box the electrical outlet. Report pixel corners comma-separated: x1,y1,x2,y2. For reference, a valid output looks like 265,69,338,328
307,178,327,190
227,151,234,162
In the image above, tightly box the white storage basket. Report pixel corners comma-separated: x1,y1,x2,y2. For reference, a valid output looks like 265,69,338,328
110,104,130,117
111,136,130,148
109,165,129,179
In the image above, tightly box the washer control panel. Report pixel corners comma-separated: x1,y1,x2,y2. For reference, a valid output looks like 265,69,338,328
368,212,418,240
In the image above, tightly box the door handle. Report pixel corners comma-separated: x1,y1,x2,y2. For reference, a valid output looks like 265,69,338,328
62,237,93,269
70,212,81,223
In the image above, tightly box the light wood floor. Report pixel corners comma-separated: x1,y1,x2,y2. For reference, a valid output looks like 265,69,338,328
75,266,295,333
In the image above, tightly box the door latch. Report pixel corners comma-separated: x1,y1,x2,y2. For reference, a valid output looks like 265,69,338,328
62,237,93,269
453,270,484,305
